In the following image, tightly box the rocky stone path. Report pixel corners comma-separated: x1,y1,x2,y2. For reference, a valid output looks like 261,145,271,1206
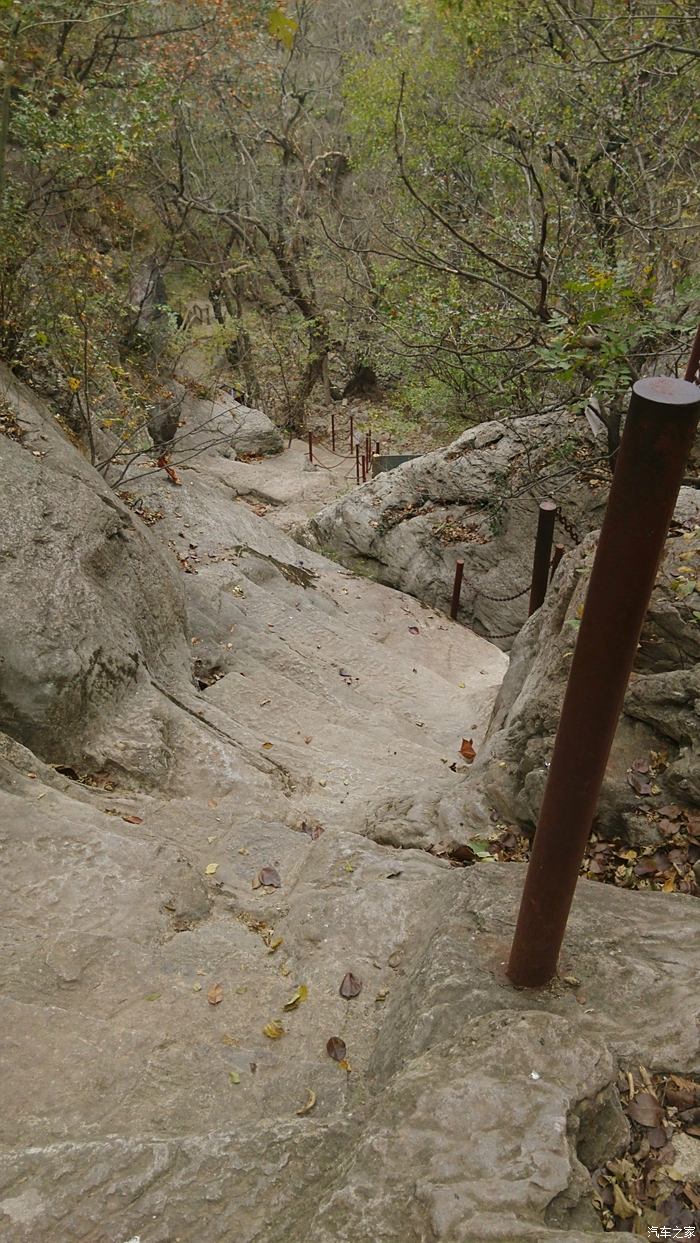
1,389,698,1243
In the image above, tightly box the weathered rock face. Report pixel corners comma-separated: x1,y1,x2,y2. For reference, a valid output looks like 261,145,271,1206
1,365,698,1243
365,518,700,853
0,367,191,771
182,391,284,457
302,411,609,648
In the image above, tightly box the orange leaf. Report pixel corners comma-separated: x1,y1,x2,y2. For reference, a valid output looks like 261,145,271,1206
207,982,223,1005
459,738,476,763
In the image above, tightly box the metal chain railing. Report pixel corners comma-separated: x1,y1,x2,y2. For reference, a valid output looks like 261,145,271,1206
556,508,581,545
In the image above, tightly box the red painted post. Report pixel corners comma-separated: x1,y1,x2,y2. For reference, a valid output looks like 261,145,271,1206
450,559,465,620
308,431,313,464
331,410,336,452
361,453,366,483
375,440,380,456
507,376,700,989
528,501,557,615
549,544,565,582
355,444,360,484
349,414,354,453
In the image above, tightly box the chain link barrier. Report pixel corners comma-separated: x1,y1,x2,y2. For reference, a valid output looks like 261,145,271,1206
556,508,581,545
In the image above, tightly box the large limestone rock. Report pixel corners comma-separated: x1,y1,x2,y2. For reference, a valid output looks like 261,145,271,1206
302,411,609,647
2,366,697,1243
181,391,284,457
0,366,191,774
365,520,700,851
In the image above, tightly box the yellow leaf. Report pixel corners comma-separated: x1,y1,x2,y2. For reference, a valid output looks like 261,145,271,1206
263,1019,285,1039
268,6,298,49
228,1071,241,1085
611,1181,637,1220
296,1088,316,1116
267,936,284,953
283,984,308,1011
208,982,223,1005
67,377,81,392
205,862,219,875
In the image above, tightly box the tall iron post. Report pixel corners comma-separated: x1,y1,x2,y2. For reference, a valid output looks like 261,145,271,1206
528,501,557,615
450,560,465,620
507,377,700,989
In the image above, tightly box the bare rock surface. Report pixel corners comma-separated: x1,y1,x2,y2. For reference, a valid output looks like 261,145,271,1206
0,376,698,1243
368,521,700,855
184,391,284,457
300,411,609,648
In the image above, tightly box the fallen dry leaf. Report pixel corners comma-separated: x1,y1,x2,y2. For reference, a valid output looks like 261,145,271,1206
263,1020,285,1039
205,862,219,875
261,741,273,750
326,1036,347,1062
207,983,223,1006
258,866,281,888
459,738,476,763
627,1091,664,1128
122,814,143,825
339,972,362,999
228,1070,241,1085
296,1088,317,1117
283,984,308,1011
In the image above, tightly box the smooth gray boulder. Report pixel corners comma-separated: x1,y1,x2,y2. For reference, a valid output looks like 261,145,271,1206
182,392,284,457
301,411,609,648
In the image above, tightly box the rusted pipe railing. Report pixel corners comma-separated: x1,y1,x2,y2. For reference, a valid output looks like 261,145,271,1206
450,559,465,620
528,501,557,615
507,376,700,989
684,322,700,385
349,414,354,453
355,444,360,484
361,453,366,483
331,410,336,452
308,431,313,464
550,544,565,582
375,440,380,456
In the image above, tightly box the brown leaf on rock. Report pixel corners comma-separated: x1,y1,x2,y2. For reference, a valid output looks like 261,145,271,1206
665,1076,700,1111
408,625,420,635
263,1019,285,1039
339,972,362,999
258,866,281,888
627,1092,664,1128
628,771,653,796
326,1036,347,1062
631,758,650,774
207,982,223,1006
121,814,144,825
459,738,476,763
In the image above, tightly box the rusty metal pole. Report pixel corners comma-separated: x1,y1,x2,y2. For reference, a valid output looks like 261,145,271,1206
684,322,700,384
507,376,700,989
355,444,360,484
308,431,313,464
361,453,366,483
450,559,465,620
550,544,565,583
331,410,336,452
349,414,354,453
375,440,380,456
528,501,557,616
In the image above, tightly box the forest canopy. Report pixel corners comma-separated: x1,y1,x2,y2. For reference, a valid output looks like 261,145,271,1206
1,0,698,451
